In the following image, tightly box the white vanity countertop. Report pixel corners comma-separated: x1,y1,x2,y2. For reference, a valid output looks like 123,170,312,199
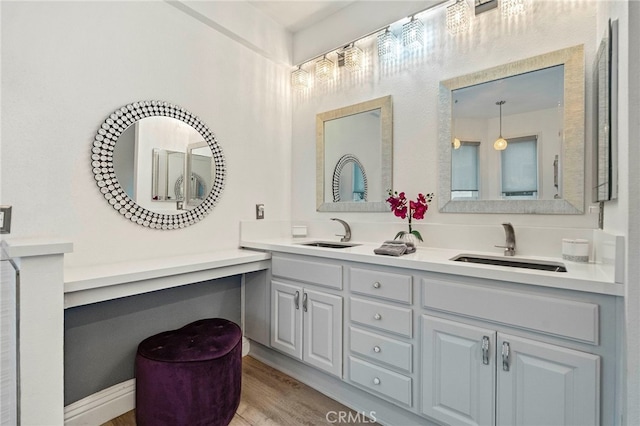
240,238,624,297
64,249,271,308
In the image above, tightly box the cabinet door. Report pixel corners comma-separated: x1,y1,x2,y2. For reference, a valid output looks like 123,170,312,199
497,333,600,426
421,315,496,426
271,280,302,360
303,289,343,378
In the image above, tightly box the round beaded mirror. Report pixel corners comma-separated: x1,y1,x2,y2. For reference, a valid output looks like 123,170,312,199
91,100,226,229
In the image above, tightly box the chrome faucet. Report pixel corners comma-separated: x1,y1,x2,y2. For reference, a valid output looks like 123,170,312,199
330,218,351,242
495,222,516,256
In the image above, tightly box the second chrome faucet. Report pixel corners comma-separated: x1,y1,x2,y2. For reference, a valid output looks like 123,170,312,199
495,223,516,256
330,218,351,242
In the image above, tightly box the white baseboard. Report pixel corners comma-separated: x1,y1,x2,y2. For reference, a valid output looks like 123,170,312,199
63,339,251,425
64,379,135,425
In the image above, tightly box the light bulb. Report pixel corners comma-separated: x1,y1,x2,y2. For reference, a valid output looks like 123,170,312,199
453,138,461,149
494,137,508,150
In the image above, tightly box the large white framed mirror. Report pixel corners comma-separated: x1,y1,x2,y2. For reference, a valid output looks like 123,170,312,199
438,45,585,214
316,95,392,212
91,101,226,229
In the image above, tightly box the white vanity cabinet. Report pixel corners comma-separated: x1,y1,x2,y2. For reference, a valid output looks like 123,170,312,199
347,266,415,407
421,315,600,426
242,245,621,426
270,254,343,378
420,275,605,426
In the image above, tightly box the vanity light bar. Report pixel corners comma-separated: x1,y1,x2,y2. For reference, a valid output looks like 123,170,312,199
290,0,527,88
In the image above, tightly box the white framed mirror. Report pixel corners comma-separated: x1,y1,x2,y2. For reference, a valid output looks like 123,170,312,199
316,95,392,212
91,100,226,230
438,45,585,214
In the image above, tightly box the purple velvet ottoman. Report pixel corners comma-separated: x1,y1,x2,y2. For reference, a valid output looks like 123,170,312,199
135,318,242,426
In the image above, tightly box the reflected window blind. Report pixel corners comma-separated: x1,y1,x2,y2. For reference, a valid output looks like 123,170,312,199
451,142,479,198
501,136,538,197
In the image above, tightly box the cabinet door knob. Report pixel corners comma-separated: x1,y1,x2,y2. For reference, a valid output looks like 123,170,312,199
373,281,381,289
374,313,382,320
373,346,381,353
373,377,381,385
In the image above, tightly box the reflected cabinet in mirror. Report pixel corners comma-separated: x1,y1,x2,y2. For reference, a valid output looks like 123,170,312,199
316,95,392,212
92,101,226,229
439,45,585,214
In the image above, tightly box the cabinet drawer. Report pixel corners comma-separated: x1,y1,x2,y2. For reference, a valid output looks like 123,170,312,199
351,268,412,304
422,278,599,344
349,327,412,372
349,356,412,406
350,297,412,338
272,255,342,289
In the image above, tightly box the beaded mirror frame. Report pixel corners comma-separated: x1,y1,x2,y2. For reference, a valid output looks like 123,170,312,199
91,100,226,229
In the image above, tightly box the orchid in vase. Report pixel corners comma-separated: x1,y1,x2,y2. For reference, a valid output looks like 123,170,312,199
386,190,434,242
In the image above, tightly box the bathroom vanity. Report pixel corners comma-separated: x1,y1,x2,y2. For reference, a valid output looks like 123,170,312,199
241,239,623,426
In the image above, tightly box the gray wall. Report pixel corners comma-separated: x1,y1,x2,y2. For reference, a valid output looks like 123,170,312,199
64,276,241,405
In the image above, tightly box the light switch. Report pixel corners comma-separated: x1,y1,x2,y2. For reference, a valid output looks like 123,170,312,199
256,204,264,220
0,206,12,234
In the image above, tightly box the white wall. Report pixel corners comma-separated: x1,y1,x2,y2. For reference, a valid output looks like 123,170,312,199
291,1,600,232
0,1,292,268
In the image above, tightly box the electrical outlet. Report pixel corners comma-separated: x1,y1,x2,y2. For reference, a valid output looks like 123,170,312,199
0,206,12,234
256,204,265,220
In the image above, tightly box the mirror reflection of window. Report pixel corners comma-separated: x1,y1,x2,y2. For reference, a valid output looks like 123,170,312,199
450,65,563,202
451,141,480,199
501,135,538,199
352,163,365,201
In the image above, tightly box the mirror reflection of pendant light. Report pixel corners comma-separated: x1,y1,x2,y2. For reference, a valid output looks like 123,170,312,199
315,55,335,82
453,137,461,149
494,100,508,151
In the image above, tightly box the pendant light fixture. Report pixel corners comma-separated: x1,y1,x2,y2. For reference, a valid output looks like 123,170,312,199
402,15,425,50
315,55,335,82
377,27,399,61
494,100,508,151
290,65,309,89
343,43,363,71
446,0,471,35
501,0,526,17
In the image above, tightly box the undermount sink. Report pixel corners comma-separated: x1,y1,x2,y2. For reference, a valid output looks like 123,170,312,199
299,241,360,249
451,254,567,272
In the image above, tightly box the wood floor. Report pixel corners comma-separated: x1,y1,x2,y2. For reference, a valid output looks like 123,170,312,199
102,356,378,426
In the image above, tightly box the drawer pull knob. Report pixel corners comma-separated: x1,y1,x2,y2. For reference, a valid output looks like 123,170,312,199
373,377,381,385
374,313,382,320
373,282,381,289
373,346,381,353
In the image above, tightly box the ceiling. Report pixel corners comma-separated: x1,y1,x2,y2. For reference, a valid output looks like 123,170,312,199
248,1,357,33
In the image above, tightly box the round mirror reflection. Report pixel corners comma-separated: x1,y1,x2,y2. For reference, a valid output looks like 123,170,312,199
92,100,225,230
113,117,215,213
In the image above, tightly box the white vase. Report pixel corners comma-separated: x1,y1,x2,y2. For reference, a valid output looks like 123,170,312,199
400,232,417,245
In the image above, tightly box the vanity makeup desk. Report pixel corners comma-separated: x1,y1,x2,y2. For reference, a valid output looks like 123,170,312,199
2,238,269,425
